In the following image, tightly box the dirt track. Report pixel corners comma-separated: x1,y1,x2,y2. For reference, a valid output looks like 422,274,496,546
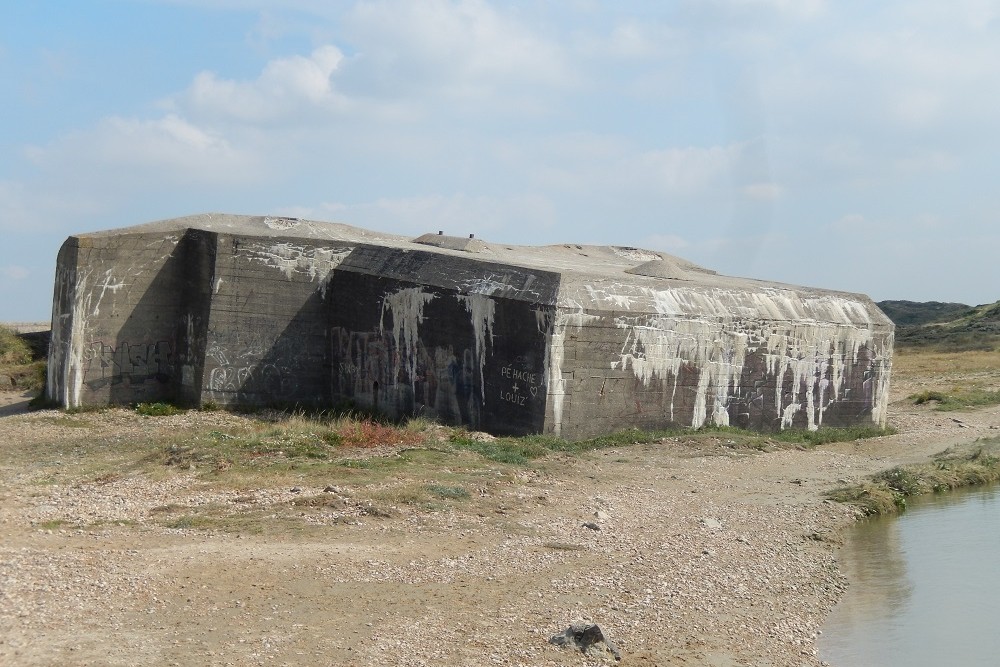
1,384,998,666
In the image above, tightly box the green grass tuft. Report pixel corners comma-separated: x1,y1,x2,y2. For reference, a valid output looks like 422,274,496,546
426,484,470,500
136,402,183,417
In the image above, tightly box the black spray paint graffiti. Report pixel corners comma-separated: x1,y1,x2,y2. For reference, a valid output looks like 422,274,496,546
331,327,481,425
83,340,174,388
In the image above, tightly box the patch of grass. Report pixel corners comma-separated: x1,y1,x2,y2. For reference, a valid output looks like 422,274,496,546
450,434,549,464
0,326,47,392
426,484,470,500
448,424,894,465
909,388,1000,411
0,326,32,365
157,506,312,534
65,404,110,414
136,402,183,417
828,442,1000,516
769,425,896,447
35,416,93,428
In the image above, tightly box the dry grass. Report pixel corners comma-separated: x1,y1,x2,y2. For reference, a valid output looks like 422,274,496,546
893,348,1000,377
892,348,1000,411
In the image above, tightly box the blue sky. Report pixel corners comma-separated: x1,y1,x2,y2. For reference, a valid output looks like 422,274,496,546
3,0,999,320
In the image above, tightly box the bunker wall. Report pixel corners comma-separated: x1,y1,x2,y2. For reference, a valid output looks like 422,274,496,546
47,232,208,407
200,234,353,407
545,307,893,440
327,248,559,435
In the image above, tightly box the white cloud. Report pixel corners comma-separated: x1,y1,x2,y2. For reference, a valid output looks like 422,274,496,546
529,136,742,197
183,45,348,123
25,114,262,188
343,0,575,101
576,20,688,61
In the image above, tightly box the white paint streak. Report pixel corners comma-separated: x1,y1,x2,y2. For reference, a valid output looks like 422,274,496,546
461,272,543,300
380,287,435,387
92,269,125,316
584,285,634,310
244,242,352,283
560,283,892,431
61,269,93,407
457,294,496,404
546,307,602,437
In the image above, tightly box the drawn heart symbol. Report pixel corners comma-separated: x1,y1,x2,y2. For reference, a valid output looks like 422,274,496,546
530,386,538,397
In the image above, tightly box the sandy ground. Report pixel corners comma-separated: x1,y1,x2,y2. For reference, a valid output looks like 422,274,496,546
1,382,998,667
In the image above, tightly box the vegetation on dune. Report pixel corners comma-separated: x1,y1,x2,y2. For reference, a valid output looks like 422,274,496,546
828,442,1000,516
0,325,46,392
878,299,1000,352
877,300,973,328
0,326,33,365
909,388,1000,412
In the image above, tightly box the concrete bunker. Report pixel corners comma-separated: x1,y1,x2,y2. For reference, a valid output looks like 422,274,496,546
48,213,893,439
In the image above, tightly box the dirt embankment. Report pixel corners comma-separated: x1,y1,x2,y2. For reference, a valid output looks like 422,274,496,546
1,381,998,666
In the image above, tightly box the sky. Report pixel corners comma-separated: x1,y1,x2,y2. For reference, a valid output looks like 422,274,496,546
3,0,999,321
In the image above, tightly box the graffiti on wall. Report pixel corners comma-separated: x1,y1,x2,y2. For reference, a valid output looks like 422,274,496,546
203,320,315,400
83,340,174,389
332,327,481,425
498,361,540,406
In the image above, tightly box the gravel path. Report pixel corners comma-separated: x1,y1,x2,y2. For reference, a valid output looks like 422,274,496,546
1,387,997,666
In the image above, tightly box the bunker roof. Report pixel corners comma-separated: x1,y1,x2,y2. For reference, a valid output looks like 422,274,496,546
78,212,891,328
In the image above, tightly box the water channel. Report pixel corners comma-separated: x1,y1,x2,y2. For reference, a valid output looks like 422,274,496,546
818,484,1000,666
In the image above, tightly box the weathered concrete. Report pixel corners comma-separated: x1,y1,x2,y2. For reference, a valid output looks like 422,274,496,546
48,214,894,438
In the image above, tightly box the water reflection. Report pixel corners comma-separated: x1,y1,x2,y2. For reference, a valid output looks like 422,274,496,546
820,485,1000,667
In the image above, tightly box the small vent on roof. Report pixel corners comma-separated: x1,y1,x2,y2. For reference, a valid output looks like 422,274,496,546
412,233,490,253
